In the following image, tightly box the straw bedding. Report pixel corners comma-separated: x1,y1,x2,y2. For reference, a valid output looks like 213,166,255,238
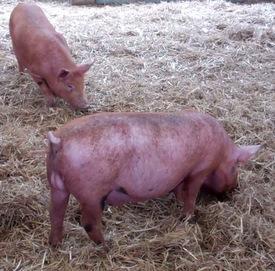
0,0,274,270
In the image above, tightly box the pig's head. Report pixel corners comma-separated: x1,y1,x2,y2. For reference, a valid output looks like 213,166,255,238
203,145,261,195
56,63,91,109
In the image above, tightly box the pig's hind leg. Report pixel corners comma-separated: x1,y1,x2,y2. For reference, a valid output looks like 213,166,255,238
49,186,70,247
80,200,105,246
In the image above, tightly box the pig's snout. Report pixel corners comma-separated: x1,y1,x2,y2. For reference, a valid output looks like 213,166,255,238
71,98,89,110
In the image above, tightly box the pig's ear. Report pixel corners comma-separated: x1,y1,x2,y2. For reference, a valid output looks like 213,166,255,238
47,131,61,154
75,63,92,75
235,145,261,165
58,69,70,80
47,131,61,145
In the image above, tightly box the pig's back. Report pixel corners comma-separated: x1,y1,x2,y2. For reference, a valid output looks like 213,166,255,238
57,111,227,166
10,3,54,33
10,3,66,72
57,111,224,140
10,3,56,55
57,111,223,139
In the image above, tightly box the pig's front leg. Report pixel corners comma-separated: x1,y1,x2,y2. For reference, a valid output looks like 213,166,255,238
18,60,25,74
182,174,206,219
49,187,70,247
173,181,184,202
12,45,25,73
35,81,56,107
80,201,105,246
30,73,56,106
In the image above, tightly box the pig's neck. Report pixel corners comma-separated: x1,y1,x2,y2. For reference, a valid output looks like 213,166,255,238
45,45,77,89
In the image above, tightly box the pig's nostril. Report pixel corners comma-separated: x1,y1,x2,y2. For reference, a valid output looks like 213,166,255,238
78,104,90,111
70,102,89,111
79,102,89,109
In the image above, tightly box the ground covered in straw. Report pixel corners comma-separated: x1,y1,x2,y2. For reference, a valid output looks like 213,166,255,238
0,0,274,270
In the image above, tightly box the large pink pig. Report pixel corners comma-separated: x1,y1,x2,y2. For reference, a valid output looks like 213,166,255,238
9,3,91,109
46,111,260,246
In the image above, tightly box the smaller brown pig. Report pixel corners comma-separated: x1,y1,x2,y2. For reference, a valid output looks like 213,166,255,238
9,3,91,109
46,111,260,246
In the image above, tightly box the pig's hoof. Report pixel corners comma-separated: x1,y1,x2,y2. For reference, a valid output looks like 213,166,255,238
102,243,110,253
94,239,104,246
188,215,198,224
46,99,56,108
49,234,62,248
181,214,198,224
49,241,61,248
94,240,109,252
216,193,231,202
47,103,56,109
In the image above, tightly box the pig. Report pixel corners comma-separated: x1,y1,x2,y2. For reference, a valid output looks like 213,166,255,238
9,3,91,109
46,111,260,246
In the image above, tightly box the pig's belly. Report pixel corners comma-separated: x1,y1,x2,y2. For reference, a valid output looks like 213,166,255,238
105,187,172,206
106,190,136,206
106,173,184,206
103,152,188,205
106,176,181,206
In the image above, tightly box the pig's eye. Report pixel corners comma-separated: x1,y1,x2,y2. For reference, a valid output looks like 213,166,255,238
67,84,75,92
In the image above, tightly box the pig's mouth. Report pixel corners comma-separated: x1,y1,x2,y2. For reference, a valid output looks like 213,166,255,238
200,180,237,201
70,101,90,110
200,183,233,202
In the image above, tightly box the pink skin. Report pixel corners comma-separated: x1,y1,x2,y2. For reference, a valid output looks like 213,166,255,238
46,111,261,247
9,3,91,109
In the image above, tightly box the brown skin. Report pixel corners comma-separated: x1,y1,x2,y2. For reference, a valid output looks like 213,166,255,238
46,111,260,247
9,3,91,109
